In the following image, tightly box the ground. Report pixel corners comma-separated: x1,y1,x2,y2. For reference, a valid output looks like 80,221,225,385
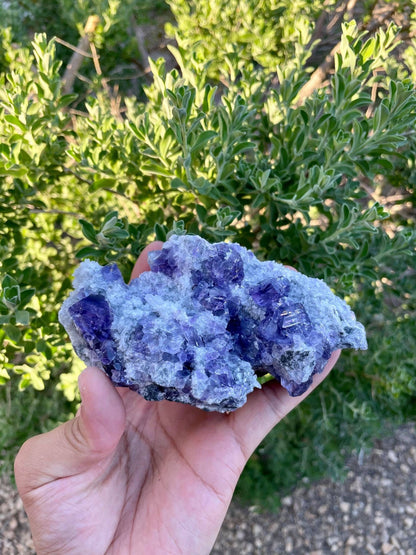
1,2,415,553
1,423,415,554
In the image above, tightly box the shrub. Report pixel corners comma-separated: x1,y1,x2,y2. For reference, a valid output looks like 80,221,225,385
0,2,415,505
165,0,333,77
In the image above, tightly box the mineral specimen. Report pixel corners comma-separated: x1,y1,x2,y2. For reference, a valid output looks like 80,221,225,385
59,235,367,412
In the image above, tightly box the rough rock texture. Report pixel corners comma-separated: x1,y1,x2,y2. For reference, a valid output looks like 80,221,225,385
59,235,366,412
212,423,416,554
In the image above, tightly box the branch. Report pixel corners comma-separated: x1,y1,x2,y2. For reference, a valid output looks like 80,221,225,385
62,15,100,95
89,39,123,121
63,169,136,206
327,0,356,32
69,108,90,117
296,0,360,104
309,0,335,45
102,187,136,205
297,43,340,104
54,36,93,58
365,68,381,118
63,167,93,186
29,208,81,217
296,0,401,106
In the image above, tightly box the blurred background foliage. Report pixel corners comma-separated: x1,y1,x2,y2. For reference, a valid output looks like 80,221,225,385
0,0,415,507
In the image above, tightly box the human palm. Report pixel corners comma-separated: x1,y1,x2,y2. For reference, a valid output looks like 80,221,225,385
15,244,339,555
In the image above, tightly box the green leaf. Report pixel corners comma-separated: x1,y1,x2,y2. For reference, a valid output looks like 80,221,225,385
36,339,48,352
0,143,10,158
154,223,167,241
79,219,98,244
4,114,27,132
15,310,30,325
129,122,146,141
167,220,186,238
377,158,394,171
103,211,119,224
141,162,173,177
195,204,207,221
1,257,18,271
0,166,28,177
19,288,36,307
107,228,129,240
373,100,390,132
0,367,10,382
252,194,265,209
58,93,78,107
4,324,22,343
202,85,217,113
2,275,18,288
92,178,117,191
361,38,376,63
171,177,187,190
216,207,240,227
191,130,217,154
231,142,253,156
76,246,105,259
3,285,20,307
295,130,306,152
19,149,34,166
101,216,118,233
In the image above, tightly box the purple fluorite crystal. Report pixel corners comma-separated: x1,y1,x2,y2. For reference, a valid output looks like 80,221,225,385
59,235,367,412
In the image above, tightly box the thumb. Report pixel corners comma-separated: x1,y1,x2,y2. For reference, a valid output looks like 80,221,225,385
14,367,125,495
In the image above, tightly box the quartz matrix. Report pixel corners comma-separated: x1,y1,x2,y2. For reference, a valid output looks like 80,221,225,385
59,235,367,412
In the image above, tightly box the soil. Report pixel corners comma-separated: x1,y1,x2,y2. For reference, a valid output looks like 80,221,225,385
1,2,415,554
2,423,415,554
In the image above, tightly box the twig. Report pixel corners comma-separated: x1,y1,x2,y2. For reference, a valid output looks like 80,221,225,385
106,72,148,82
62,15,100,95
63,167,94,186
365,68,381,118
63,169,135,205
366,4,397,33
69,108,90,117
294,0,404,106
29,208,81,216
89,39,123,121
297,44,341,104
74,72,93,85
327,0,351,32
54,36,93,58
89,40,104,77
102,187,136,205
297,0,359,104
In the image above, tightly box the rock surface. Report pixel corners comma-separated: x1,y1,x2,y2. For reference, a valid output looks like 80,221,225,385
212,424,416,555
59,235,366,412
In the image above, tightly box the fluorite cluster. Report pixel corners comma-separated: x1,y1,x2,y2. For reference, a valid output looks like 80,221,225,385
59,235,367,412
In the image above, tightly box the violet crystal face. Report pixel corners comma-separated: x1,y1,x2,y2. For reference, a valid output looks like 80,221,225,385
59,235,367,412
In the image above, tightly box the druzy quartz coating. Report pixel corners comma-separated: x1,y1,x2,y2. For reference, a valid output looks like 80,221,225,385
59,235,367,412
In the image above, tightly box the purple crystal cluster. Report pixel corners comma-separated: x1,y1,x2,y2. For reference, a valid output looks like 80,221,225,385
59,235,367,412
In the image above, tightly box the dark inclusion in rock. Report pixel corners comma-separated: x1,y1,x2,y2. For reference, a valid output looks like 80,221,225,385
59,235,367,412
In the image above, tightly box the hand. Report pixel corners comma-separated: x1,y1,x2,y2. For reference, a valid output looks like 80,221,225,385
15,243,339,555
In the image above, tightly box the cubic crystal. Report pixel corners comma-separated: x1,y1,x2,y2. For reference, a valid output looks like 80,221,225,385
58,235,367,412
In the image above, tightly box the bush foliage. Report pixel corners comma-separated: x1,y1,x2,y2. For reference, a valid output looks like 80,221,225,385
1,1,415,504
